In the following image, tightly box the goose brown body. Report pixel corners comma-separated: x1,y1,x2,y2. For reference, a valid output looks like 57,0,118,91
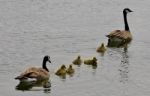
16,67,50,80
106,30,132,41
15,55,51,81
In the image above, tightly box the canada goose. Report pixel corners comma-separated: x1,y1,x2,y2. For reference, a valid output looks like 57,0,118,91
84,57,97,66
15,55,51,81
66,65,75,75
72,55,82,65
55,65,66,76
106,8,133,47
97,43,106,53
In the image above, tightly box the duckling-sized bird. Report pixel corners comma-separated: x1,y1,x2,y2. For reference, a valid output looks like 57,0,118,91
84,57,97,66
55,65,66,76
97,43,106,53
15,55,51,81
66,65,75,75
106,8,133,47
72,55,82,65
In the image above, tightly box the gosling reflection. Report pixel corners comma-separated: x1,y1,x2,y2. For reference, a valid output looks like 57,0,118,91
119,48,129,83
15,80,51,92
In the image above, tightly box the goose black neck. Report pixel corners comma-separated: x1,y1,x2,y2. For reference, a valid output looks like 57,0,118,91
123,11,130,31
42,59,49,72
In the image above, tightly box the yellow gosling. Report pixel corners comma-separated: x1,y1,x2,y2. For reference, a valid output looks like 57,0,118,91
72,55,82,65
55,65,66,76
97,43,106,53
66,65,75,75
84,57,97,66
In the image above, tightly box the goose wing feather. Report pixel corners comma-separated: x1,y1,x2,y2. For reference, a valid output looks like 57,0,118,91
16,67,49,80
106,30,132,39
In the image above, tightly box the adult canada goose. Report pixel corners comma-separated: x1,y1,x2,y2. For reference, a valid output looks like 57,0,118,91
106,8,133,47
72,55,82,65
97,43,106,53
15,55,51,81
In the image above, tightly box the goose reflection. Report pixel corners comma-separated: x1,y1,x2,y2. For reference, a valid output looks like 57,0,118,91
15,79,51,93
119,47,129,83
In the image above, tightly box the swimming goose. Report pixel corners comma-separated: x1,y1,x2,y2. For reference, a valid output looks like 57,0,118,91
72,55,82,65
15,55,51,81
97,43,106,53
106,8,133,47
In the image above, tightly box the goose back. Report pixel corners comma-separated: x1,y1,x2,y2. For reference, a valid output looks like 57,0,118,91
107,30,132,40
15,67,50,80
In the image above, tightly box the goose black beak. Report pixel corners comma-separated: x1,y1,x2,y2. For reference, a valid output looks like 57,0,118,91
48,60,51,63
130,10,133,12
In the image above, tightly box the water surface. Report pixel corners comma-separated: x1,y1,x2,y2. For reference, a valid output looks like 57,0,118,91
0,0,150,96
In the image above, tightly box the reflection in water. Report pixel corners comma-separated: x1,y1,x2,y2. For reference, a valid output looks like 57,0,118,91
92,68,97,76
58,74,67,80
99,52,105,56
68,72,75,77
119,48,129,83
15,80,51,93
92,64,97,69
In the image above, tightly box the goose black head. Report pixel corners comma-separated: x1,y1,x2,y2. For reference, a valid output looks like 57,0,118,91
123,8,133,14
44,55,51,63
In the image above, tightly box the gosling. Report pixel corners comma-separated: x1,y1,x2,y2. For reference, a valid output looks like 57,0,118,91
66,65,75,75
97,43,106,53
84,57,97,66
72,55,82,65
55,65,66,76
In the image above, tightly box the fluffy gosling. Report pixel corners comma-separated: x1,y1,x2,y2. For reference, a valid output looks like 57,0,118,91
97,43,106,53
72,55,82,65
66,65,75,75
55,65,66,76
84,57,97,66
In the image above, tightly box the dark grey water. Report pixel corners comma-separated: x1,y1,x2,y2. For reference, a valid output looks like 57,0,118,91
0,0,150,96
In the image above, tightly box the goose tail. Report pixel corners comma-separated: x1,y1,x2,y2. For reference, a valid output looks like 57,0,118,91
15,75,27,80
106,35,110,38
